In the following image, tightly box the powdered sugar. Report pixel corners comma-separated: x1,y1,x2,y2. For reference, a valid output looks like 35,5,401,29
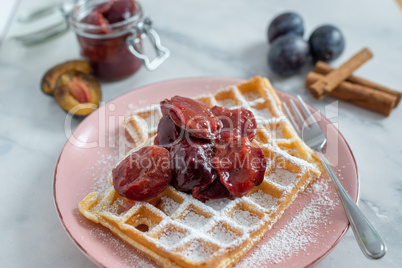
159,196,180,216
231,209,260,227
204,198,231,211
210,223,239,244
82,224,157,268
243,90,261,101
181,239,217,263
218,99,238,108
179,209,211,229
249,190,279,211
267,168,298,187
157,226,189,247
251,107,273,123
88,151,118,193
268,122,285,139
237,178,338,266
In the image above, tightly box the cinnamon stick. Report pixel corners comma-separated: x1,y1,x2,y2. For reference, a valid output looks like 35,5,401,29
314,61,402,107
308,48,373,100
306,72,397,116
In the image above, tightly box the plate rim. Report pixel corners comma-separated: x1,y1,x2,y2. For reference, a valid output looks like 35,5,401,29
53,76,360,268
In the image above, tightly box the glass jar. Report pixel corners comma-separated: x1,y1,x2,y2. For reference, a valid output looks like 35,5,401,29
69,0,169,81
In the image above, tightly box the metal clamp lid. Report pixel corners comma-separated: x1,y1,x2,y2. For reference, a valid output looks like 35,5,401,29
126,17,170,71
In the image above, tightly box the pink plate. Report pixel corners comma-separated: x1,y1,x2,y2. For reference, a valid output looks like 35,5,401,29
54,77,359,268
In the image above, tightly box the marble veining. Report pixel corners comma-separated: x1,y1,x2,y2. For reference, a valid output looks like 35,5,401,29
0,0,401,267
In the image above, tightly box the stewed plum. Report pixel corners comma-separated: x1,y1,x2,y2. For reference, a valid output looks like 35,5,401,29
160,99,170,116
170,136,217,192
309,25,345,62
192,177,233,201
155,114,181,150
82,10,109,26
117,96,269,202
84,0,137,25
112,146,171,201
155,99,182,150
268,34,310,76
167,96,221,140
267,12,304,43
81,10,110,34
211,106,257,141
213,137,266,197
106,0,137,24
94,1,114,15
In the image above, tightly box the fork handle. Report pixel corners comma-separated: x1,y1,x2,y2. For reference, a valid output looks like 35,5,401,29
318,152,387,259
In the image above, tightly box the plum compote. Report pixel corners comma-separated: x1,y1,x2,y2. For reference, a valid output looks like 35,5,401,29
114,95,267,202
170,136,217,192
74,0,142,80
112,146,171,201
213,137,266,197
211,106,257,141
155,114,181,150
167,96,222,140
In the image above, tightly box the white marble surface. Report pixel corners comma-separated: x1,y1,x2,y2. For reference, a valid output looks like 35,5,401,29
1,0,401,267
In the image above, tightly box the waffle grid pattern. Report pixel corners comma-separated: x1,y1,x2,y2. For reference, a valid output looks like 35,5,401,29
79,76,323,268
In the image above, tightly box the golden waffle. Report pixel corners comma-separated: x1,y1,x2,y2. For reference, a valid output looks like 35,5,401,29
79,76,324,268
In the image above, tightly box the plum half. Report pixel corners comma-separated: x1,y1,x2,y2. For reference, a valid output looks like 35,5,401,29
40,60,91,96
53,70,102,116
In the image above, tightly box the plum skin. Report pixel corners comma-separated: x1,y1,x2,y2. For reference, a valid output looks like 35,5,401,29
309,25,345,62
211,106,257,141
168,96,222,140
112,146,172,201
170,136,217,193
267,12,304,44
268,34,310,76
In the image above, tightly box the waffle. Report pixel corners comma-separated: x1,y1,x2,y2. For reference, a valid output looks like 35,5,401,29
79,76,324,268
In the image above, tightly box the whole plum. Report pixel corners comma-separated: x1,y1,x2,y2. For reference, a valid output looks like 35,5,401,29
309,25,345,62
268,34,310,76
267,12,304,43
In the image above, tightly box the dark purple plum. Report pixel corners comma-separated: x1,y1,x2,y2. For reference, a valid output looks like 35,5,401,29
267,12,304,44
268,34,310,76
309,25,345,62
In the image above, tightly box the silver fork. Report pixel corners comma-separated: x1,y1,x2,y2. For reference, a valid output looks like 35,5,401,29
283,95,386,260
